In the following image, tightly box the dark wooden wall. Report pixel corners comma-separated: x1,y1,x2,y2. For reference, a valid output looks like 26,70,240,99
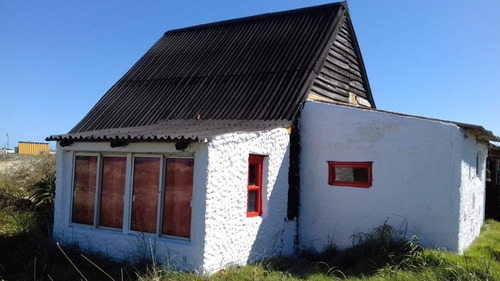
310,19,372,107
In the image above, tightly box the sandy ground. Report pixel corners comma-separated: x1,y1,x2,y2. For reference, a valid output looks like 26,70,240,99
0,154,51,174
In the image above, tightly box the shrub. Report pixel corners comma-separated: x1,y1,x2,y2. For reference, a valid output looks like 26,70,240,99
29,170,55,234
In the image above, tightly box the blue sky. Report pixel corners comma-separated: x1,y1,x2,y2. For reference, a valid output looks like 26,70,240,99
1,1,499,149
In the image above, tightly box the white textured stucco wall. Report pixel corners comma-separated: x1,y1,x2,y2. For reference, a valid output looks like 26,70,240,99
299,101,486,253
202,128,295,273
458,132,487,253
53,142,208,271
53,128,295,273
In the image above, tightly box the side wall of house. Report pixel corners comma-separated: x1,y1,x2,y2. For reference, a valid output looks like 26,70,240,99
298,101,484,253
458,133,487,253
53,142,208,271
202,128,296,273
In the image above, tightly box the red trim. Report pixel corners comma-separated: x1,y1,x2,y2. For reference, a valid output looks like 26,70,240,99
247,155,263,217
328,161,372,188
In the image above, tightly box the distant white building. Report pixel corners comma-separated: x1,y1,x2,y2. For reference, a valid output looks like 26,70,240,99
0,148,15,154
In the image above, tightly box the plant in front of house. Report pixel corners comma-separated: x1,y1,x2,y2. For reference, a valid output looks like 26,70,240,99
29,170,55,234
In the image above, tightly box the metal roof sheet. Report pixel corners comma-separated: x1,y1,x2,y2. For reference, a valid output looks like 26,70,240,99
47,119,292,142
64,2,352,136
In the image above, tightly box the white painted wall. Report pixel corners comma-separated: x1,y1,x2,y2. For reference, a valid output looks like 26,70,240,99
458,132,487,253
202,128,295,273
299,101,486,253
53,127,295,273
53,141,209,271
53,102,486,272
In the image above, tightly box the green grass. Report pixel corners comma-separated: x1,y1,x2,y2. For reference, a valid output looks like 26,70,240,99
131,219,500,281
1,154,500,280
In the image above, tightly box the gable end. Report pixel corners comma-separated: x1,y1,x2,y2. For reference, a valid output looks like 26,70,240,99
309,16,375,108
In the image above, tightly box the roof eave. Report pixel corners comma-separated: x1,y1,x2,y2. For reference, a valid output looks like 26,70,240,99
46,119,293,144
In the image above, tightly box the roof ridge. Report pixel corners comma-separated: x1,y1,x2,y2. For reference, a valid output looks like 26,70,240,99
166,1,347,35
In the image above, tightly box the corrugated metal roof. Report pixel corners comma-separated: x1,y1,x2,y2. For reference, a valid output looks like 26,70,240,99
47,119,292,142
56,2,354,137
47,1,381,142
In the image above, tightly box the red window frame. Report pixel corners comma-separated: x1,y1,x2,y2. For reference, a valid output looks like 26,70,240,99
328,161,372,188
247,155,263,217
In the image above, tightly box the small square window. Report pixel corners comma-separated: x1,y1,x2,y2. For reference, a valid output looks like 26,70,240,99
328,161,372,188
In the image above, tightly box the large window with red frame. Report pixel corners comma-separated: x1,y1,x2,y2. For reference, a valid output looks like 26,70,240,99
71,154,194,239
328,161,372,188
247,155,263,217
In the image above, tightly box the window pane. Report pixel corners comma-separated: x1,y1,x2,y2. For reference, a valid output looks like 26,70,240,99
99,156,126,228
249,164,257,186
248,190,257,213
334,167,354,182
335,167,368,182
131,157,160,233
73,156,97,225
162,159,194,238
353,167,369,182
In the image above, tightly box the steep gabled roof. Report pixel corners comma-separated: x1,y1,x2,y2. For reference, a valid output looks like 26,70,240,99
48,1,374,142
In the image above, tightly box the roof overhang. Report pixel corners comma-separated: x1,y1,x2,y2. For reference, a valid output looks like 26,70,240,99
454,122,500,142
46,119,292,143
377,110,500,142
